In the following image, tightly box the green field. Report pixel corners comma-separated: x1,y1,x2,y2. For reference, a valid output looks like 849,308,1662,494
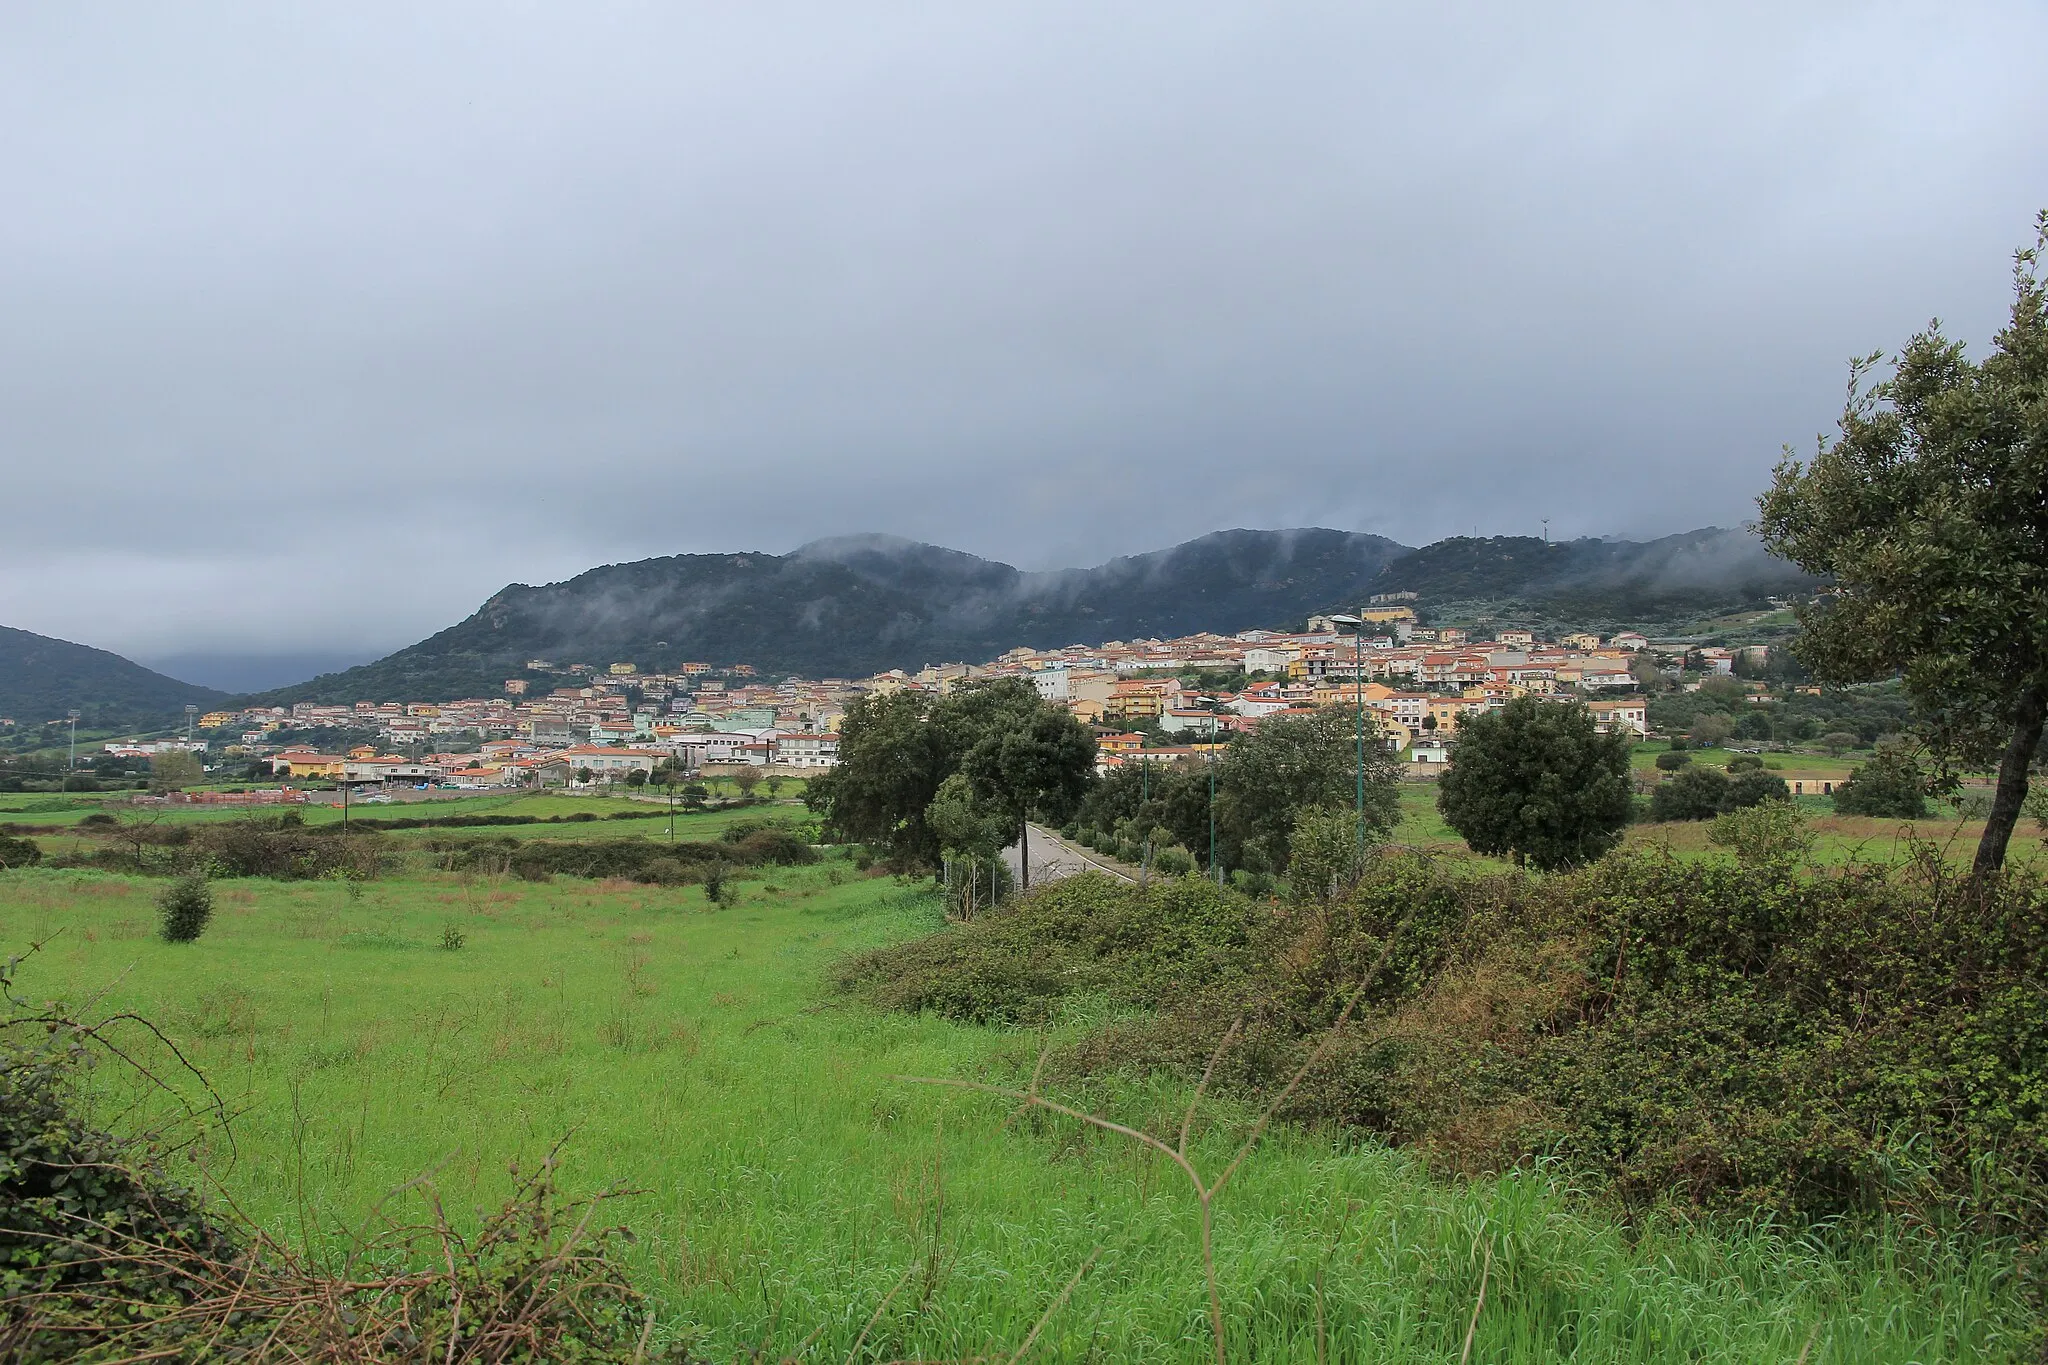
3,856,2034,1361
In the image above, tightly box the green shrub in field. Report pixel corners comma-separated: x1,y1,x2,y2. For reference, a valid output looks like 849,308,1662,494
1152,845,1195,877
445,823,818,884
1653,750,1691,772
156,875,214,942
0,833,41,869
1649,766,1789,822
854,848,2048,1231
1834,747,1930,819
1708,801,1814,866
836,872,1264,1025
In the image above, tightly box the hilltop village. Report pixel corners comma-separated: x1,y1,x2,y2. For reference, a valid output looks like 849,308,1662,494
134,607,1761,791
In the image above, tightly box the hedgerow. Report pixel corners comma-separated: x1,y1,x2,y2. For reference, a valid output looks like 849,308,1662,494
849,852,2048,1231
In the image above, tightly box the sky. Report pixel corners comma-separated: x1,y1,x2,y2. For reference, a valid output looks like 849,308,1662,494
3,4,2044,688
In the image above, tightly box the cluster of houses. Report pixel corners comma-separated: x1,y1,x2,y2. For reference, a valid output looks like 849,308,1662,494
180,613,1725,790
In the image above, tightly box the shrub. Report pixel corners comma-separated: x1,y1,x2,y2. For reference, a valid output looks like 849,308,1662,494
1648,765,1731,821
837,873,1263,1026
1723,768,1790,810
156,875,214,942
1708,801,1814,866
439,923,466,951
0,834,41,869
1653,751,1691,772
1834,748,1930,819
702,862,730,907
185,816,381,881
1152,845,1195,876
858,850,2048,1230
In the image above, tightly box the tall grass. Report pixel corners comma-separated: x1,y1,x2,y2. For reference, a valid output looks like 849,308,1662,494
0,861,2033,1361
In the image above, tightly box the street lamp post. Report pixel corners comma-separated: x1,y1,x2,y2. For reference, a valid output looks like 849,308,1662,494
184,704,197,746
66,710,81,775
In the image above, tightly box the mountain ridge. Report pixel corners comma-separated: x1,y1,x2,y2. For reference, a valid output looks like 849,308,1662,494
240,525,1814,705
0,626,228,733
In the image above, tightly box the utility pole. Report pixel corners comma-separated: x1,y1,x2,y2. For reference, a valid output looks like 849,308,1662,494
66,711,80,774
184,704,197,745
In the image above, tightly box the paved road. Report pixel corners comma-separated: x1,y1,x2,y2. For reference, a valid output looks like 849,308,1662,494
1002,823,1138,889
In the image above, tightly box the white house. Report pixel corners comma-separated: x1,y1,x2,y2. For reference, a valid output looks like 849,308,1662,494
1586,698,1649,737
558,746,664,779
775,733,840,769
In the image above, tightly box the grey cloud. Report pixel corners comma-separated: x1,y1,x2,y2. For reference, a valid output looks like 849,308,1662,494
2,3,2043,664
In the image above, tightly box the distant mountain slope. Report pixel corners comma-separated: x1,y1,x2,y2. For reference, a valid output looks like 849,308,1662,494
245,525,1816,705
0,626,227,730
1362,528,1816,623
248,528,1413,703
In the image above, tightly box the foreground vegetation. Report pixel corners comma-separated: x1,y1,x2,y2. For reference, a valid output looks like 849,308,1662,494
4,848,2041,1360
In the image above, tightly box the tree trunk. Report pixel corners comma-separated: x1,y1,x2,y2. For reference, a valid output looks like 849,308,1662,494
1975,685,2048,877
1018,820,1029,891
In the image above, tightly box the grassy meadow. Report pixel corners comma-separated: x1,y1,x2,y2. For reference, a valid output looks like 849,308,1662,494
3,836,2039,1360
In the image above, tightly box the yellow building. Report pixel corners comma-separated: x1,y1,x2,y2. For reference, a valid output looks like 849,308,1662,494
1106,680,1170,720
1427,696,1491,732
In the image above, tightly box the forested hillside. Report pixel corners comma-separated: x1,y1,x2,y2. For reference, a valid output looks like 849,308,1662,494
0,626,226,731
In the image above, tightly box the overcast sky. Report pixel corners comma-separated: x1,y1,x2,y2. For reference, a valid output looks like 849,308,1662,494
4,4,2044,683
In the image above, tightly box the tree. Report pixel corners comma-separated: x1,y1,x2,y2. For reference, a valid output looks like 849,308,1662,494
733,765,762,797
1832,747,1930,819
148,750,202,794
806,690,947,866
625,768,647,789
1649,766,1732,822
805,678,1065,873
958,699,1097,889
1654,750,1691,772
1758,215,2048,873
1689,713,1735,747
1819,731,1859,756
1215,706,1400,873
1437,698,1634,870
1724,768,1791,810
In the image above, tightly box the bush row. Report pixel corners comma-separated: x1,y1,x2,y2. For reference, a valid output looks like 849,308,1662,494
844,853,2048,1231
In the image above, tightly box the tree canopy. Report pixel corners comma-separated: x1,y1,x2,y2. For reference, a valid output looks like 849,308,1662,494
1437,697,1633,870
1214,705,1400,873
1757,214,2048,873
805,678,1094,876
